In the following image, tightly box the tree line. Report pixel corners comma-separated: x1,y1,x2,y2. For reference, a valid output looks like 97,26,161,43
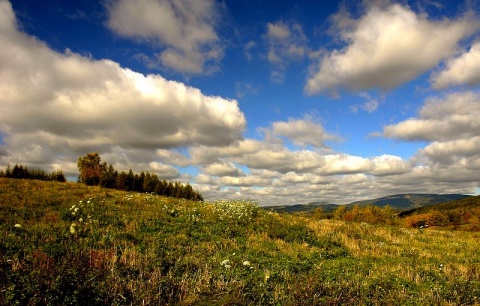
328,204,397,225
77,153,203,201
0,164,66,182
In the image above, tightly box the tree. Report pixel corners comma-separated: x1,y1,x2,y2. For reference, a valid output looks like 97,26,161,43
77,153,103,186
313,207,324,220
100,164,117,188
50,169,66,182
116,171,129,190
333,206,347,220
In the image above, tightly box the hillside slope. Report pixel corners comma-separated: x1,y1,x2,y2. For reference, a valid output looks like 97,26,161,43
1,178,479,305
399,195,480,217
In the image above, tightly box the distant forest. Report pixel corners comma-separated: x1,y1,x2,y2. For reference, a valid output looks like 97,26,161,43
0,164,66,182
77,153,203,201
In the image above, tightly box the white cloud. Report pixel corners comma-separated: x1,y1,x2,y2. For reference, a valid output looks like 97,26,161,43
321,154,372,175
149,161,179,179
383,91,480,141
370,155,411,176
350,92,381,113
266,21,308,83
431,41,480,89
305,3,477,95
107,0,223,74
271,116,340,148
1,1,478,206
421,137,480,165
203,160,245,177
378,90,480,196
0,1,245,175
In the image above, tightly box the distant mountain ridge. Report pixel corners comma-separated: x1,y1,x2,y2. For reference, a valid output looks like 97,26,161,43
346,193,471,210
266,202,339,214
265,193,471,214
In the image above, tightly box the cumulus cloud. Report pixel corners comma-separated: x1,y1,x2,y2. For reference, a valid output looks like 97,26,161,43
379,91,480,194
382,91,480,141
0,1,245,175
1,1,478,206
421,137,480,164
431,41,480,89
107,0,223,74
305,2,477,95
271,116,340,148
203,160,245,177
266,21,308,83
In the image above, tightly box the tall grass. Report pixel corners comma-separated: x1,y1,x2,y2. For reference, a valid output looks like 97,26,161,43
1,178,479,305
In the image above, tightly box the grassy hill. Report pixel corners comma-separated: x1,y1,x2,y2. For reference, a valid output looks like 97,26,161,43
397,195,480,230
399,195,480,217
1,178,479,305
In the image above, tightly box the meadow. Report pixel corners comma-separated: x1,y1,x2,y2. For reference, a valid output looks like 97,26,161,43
1,178,479,305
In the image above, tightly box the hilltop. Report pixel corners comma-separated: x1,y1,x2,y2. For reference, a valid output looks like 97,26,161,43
1,178,479,305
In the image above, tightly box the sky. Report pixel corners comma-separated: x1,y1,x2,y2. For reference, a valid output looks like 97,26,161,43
1,0,480,206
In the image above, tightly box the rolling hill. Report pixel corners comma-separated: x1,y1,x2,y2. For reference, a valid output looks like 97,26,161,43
346,193,471,210
398,194,480,218
266,193,471,214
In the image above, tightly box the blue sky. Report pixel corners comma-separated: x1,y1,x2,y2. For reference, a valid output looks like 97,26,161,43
1,0,480,205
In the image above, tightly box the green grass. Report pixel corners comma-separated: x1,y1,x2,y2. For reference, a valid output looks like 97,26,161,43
1,178,479,305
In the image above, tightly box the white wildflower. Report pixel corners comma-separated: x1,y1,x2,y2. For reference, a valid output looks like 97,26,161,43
69,223,77,234
264,271,270,282
14,224,22,228
242,261,250,266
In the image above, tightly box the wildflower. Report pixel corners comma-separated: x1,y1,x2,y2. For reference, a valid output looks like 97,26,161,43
221,259,230,266
264,271,270,282
74,207,79,213
69,223,77,234
14,224,22,228
242,260,251,266
87,200,91,204
79,218,83,223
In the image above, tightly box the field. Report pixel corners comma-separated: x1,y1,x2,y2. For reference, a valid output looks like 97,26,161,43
1,178,479,305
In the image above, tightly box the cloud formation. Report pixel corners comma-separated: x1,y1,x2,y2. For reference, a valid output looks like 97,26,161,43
431,41,480,89
1,1,478,206
305,3,477,95
0,1,244,174
107,0,223,74
382,91,480,141
266,21,308,83
270,117,339,148
382,91,480,185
